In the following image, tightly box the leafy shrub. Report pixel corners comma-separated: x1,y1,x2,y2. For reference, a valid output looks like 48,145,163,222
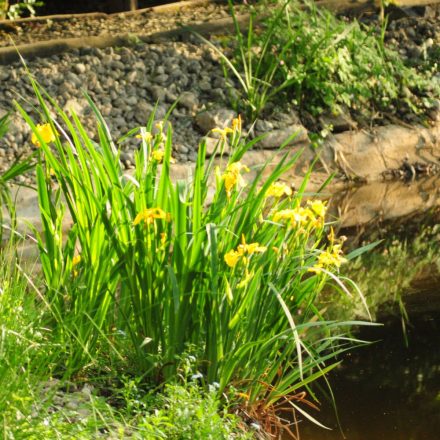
2,0,43,20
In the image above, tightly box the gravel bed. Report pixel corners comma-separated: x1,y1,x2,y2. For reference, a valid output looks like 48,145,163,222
0,35,306,183
0,2,233,48
0,4,439,185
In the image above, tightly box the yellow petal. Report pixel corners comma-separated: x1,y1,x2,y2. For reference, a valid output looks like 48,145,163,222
224,250,241,268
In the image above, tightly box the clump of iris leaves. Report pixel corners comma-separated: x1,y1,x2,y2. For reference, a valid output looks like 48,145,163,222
0,64,375,438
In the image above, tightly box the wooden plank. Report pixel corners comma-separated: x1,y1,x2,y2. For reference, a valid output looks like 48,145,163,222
0,0,439,27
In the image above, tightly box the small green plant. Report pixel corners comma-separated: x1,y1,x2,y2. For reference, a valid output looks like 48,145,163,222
197,0,299,121
4,0,43,19
209,0,438,123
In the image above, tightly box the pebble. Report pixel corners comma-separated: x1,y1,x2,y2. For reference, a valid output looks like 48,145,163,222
195,108,236,133
258,125,309,149
74,63,87,74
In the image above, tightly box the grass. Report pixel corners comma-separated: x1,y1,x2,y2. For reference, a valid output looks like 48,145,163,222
204,0,439,124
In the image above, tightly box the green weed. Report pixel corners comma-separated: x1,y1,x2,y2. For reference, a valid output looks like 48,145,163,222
209,0,439,123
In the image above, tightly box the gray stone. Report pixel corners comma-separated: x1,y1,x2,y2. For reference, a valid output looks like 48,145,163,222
101,105,112,116
195,108,236,133
259,125,309,149
187,60,201,73
272,110,301,126
65,72,81,87
255,119,274,132
176,143,189,154
179,92,199,111
198,80,211,92
0,68,10,81
134,101,154,125
156,65,165,75
111,60,125,71
210,88,225,101
125,96,138,106
149,85,166,102
154,74,169,85
320,111,357,133
126,71,137,83
165,91,178,103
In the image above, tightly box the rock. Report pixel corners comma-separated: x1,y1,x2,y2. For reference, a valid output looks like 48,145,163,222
179,92,199,111
204,136,229,158
65,72,81,87
176,143,189,154
63,98,88,116
195,108,236,133
198,80,211,92
125,96,138,106
255,119,274,133
101,105,112,116
0,68,10,81
259,125,309,149
126,71,137,83
120,151,132,165
154,74,169,85
134,102,154,125
111,60,125,71
187,60,201,73
428,99,440,121
407,45,423,59
74,63,86,74
165,91,178,103
65,400,79,410
156,66,165,75
272,109,302,126
320,111,357,133
149,85,166,102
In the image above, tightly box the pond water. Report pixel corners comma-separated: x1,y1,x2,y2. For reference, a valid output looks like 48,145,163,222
297,197,440,440
300,306,440,440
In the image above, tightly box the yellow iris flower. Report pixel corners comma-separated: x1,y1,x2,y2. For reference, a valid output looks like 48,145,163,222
212,126,234,141
151,149,176,164
307,200,327,219
72,254,81,277
133,207,169,226
31,123,57,147
232,115,242,132
224,235,267,268
309,244,347,273
222,162,250,198
265,182,293,198
136,132,153,143
273,207,309,227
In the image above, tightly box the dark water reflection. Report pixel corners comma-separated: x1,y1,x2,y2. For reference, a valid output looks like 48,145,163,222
300,309,440,440
296,203,440,440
